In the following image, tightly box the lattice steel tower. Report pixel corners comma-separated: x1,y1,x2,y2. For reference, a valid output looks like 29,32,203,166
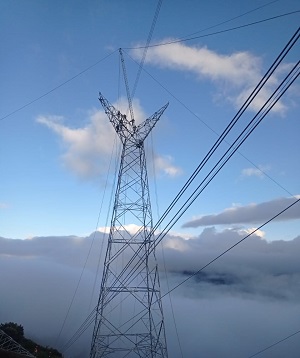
90,90,169,357
0,329,35,357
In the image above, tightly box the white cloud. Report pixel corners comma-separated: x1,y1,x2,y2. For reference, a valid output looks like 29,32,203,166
241,164,270,178
183,195,300,227
0,202,9,209
133,41,260,84
132,41,288,113
154,154,182,177
242,227,266,238
97,223,143,235
37,99,180,180
37,111,115,180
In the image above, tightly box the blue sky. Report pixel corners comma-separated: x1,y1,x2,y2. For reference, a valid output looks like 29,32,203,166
1,0,299,241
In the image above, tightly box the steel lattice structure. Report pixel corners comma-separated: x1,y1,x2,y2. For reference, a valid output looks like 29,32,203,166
90,93,169,358
0,329,35,357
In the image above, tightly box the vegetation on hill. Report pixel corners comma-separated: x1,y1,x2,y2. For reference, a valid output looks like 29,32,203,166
0,349,28,358
0,322,63,358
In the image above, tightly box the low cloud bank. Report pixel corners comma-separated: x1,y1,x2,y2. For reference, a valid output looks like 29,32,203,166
1,227,300,357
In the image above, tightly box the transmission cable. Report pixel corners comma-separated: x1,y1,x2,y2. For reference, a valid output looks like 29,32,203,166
55,141,119,346
124,198,300,324
177,0,280,40
124,11,300,49
0,50,118,122
123,28,299,213
88,62,124,311
56,52,123,347
88,2,166,351
107,196,300,349
123,48,297,212
247,328,300,357
160,198,300,299
111,59,300,302
88,134,121,312
56,25,299,357
90,0,164,324
97,55,299,312
150,132,184,358
143,26,299,244
60,307,97,353
104,28,299,293
59,97,300,352
61,42,130,348
102,65,299,302
130,0,163,101
148,60,299,259
143,62,296,197
98,59,299,307
60,22,299,357
110,60,300,307
2,12,297,123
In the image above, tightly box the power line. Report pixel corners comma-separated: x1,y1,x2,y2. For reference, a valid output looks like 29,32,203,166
150,132,184,358
130,0,163,100
57,111,122,348
55,128,120,346
0,1,162,124
161,198,300,298
0,50,118,122
125,40,297,200
58,0,166,344
177,0,280,40
109,63,299,302
148,59,299,258
90,2,169,356
60,307,97,353
93,55,299,321
124,11,300,49
88,135,121,312
103,55,299,353
113,28,300,285
59,172,300,353
91,28,299,355
247,329,300,357
55,15,299,357
91,197,300,353
1,11,298,123
60,135,122,356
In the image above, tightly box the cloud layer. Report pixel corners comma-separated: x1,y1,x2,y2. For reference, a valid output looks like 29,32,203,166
1,226,300,357
183,195,300,228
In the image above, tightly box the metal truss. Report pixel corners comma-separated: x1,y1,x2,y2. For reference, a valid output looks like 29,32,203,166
90,93,169,358
0,329,35,357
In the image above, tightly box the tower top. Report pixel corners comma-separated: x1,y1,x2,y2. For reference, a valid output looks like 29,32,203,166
99,92,168,145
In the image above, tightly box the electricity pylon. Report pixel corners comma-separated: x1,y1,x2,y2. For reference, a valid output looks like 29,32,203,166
90,92,169,358
0,329,35,357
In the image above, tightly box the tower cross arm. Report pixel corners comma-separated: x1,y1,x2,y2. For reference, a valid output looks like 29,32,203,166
137,102,169,141
98,92,131,140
